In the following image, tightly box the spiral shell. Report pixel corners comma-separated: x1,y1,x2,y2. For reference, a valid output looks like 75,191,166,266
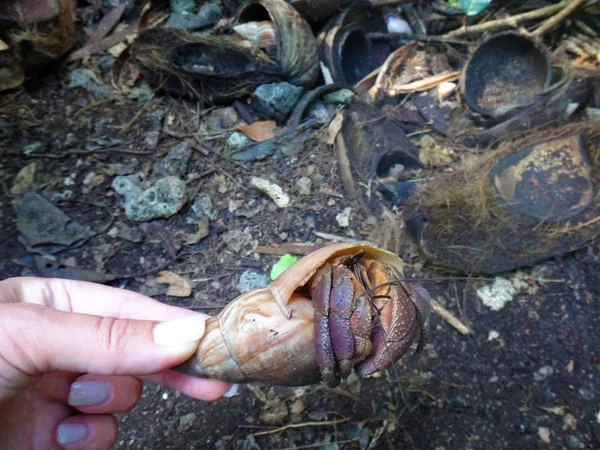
233,21,278,48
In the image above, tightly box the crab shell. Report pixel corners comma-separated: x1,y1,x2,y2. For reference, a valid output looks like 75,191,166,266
174,243,427,386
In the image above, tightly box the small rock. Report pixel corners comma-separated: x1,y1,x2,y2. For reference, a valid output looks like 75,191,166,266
534,366,554,382
178,413,197,432
290,399,305,415
251,82,303,122
237,270,270,293
10,162,36,195
192,192,216,220
112,176,187,222
227,131,251,150
437,82,456,102
103,161,137,176
97,55,114,72
68,68,110,99
597,409,600,423
417,135,455,168
336,207,352,228
83,171,105,188
567,435,584,449
116,224,144,243
563,413,577,431
201,107,238,133
23,141,45,156
476,277,517,311
251,177,290,208
153,141,191,179
65,133,78,147
295,177,312,196
145,131,160,150
171,0,194,14
166,1,221,29
487,331,500,342
232,140,276,162
129,81,153,101
538,427,551,444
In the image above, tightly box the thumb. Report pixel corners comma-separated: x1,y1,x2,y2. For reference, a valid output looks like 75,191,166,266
0,303,206,379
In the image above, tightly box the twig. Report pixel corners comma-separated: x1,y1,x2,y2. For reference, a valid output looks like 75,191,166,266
443,1,569,37
122,93,156,132
533,0,587,36
27,147,151,159
430,299,472,335
313,231,372,244
252,419,349,437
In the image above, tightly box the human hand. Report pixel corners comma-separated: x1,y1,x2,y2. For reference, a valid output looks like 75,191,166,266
0,277,231,450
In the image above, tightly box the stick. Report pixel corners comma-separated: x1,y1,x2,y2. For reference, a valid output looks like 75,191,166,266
430,299,472,335
252,419,349,437
442,1,569,38
254,243,324,255
533,0,587,36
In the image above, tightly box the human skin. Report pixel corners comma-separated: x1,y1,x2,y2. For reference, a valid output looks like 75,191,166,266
0,277,231,450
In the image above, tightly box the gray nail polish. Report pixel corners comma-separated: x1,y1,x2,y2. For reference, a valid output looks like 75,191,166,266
68,381,112,406
56,423,89,445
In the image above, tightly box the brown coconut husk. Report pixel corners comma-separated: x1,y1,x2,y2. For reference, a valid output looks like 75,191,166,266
130,28,281,103
405,119,600,274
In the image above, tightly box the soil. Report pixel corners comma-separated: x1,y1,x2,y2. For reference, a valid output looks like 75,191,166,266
1,62,599,450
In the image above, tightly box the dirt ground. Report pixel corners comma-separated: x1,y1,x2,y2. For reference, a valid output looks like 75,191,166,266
1,61,599,450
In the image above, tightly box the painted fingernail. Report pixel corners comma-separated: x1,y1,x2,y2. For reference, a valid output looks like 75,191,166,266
68,381,112,406
223,384,239,398
56,423,89,445
153,314,206,346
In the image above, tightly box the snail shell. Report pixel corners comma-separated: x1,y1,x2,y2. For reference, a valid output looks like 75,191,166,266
233,21,278,48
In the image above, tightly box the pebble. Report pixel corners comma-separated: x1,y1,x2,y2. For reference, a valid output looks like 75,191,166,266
170,0,194,14
10,162,37,195
487,331,500,342
538,427,551,444
251,82,303,121
534,366,554,382
295,177,312,196
476,277,517,311
227,131,251,149
178,413,197,432
153,141,191,179
237,270,270,293
68,68,110,99
129,82,153,101
336,207,352,227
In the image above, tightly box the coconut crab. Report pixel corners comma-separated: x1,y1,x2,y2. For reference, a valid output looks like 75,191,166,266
175,243,431,387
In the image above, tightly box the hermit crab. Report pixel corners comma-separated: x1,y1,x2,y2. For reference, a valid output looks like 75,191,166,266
175,243,431,387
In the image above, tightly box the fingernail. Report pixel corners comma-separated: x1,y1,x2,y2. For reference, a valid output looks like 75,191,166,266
56,423,89,445
153,314,206,346
68,381,112,406
223,384,239,398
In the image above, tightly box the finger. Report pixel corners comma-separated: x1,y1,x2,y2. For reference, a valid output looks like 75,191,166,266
56,415,118,450
0,302,207,381
143,370,231,402
68,375,142,414
0,277,202,321
34,372,80,403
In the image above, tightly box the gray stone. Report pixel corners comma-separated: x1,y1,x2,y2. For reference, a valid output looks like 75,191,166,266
323,88,357,105
97,55,115,72
251,82,303,121
23,141,45,155
295,177,312,196
227,131,251,150
177,412,197,432
166,2,221,30
145,131,160,150
191,192,216,220
237,270,270,293
112,176,187,222
129,81,153,101
68,69,111,99
231,140,275,162
153,141,191,179
14,191,92,253
170,0,195,15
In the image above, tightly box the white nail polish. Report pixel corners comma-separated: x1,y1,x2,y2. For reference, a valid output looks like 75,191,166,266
223,384,239,398
153,314,206,346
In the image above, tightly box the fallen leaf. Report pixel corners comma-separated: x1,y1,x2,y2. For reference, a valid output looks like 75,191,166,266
155,271,192,297
87,4,126,44
327,112,344,145
11,163,37,195
270,254,298,280
0,39,9,51
235,120,277,142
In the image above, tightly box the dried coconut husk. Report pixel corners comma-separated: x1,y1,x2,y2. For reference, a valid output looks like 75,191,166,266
405,120,600,274
130,28,280,103
0,0,75,91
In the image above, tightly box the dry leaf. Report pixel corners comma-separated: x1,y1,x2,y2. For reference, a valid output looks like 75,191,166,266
0,40,9,51
327,112,344,145
155,271,191,297
235,120,277,142
11,163,37,195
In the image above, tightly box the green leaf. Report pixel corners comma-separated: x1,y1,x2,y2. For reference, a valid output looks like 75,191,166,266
459,0,491,16
270,254,298,281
